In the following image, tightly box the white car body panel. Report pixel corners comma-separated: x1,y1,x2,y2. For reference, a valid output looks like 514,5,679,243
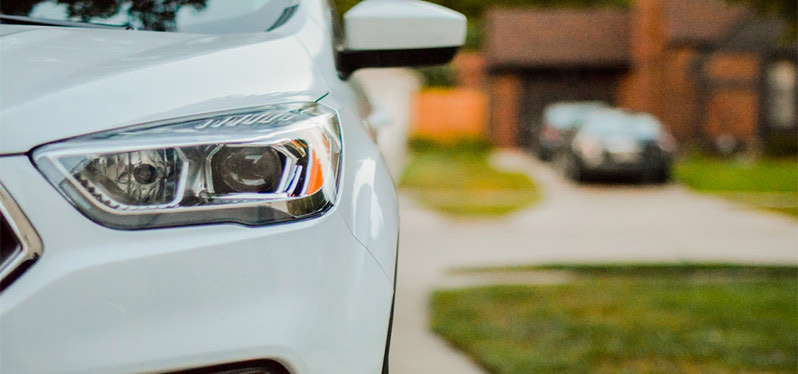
0,0,403,373
0,22,323,153
0,157,392,374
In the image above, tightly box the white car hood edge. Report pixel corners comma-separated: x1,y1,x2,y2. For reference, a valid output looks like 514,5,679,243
0,25,328,154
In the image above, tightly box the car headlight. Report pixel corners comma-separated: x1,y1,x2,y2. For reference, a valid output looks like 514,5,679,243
574,134,603,160
33,102,341,229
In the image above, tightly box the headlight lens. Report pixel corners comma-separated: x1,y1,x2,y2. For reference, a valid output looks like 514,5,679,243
34,102,341,229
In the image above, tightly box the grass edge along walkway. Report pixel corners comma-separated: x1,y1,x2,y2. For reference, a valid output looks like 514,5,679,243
674,156,798,218
400,140,541,217
431,263,798,374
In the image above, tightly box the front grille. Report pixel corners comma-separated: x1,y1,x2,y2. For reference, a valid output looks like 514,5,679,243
1,215,22,267
0,183,42,291
166,360,290,374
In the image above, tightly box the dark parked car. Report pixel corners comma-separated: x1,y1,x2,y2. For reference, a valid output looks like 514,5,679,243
554,109,676,183
535,101,607,160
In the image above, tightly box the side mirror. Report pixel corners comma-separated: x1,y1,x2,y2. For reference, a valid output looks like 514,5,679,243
368,108,393,131
338,0,466,78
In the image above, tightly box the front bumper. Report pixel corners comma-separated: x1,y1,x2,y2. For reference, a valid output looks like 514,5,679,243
582,147,670,177
0,156,393,374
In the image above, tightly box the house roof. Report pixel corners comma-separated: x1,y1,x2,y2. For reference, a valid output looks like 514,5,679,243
665,0,751,46
485,8,631,69
485,0,756,69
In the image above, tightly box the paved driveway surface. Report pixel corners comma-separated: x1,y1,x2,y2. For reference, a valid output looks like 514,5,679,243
389,149,798,374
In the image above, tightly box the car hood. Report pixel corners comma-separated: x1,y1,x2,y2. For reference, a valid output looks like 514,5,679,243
0,25,327,154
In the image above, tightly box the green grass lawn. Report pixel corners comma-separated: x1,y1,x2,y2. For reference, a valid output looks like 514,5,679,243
674,157,798,217
400,140,540,216
431,264,798,374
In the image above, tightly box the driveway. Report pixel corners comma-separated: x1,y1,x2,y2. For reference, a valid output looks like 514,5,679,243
389,149,798,374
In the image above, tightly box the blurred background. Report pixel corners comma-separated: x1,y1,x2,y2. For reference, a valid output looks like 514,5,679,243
341,0,798,373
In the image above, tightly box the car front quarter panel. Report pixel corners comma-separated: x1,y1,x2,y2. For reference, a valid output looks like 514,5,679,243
325,98,400,283
0,156,392,374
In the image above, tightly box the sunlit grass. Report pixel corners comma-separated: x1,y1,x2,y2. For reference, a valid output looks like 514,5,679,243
674,157,798,217
431,264,798,374
400,139,540,216
451,263,798,277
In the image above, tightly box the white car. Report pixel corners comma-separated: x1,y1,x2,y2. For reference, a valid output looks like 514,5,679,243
0,1,465,373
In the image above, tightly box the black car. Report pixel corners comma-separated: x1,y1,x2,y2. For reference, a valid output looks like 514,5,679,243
535,101,607,161
554,109,676,183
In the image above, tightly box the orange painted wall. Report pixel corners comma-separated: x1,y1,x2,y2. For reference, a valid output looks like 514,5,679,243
412,88,488,140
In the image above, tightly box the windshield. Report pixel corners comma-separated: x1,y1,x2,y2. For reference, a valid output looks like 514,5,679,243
582,111,663,141
544,102,606,130
0,0,298,33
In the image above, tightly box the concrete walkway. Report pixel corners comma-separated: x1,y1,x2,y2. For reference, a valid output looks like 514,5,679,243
389,149,797,374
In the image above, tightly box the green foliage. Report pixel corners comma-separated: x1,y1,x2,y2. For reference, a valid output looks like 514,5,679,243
400,139,541,216
334,0,362,15
415,65,458,88
431,265,798,374
725,0,797,42
464,22,484,50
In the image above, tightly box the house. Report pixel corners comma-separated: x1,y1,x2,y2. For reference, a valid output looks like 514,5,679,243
477,0,797,152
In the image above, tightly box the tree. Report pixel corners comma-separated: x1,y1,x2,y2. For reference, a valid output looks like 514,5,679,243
726,0,796,42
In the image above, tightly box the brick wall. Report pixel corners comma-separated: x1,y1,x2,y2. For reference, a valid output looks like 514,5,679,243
621,0,667,118
488,73,522,146
704,52,761,143
621,0,761,147
453,52,487,89
659,47,699,142
706,89,759,141
479,0,770,149
706,52,759,80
